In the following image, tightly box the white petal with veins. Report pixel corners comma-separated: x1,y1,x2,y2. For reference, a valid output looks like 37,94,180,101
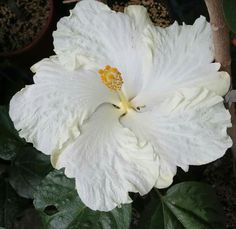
9,58,118,156
56,104,159,211
121,88,232,188
133,16,230,105
53,0,152,99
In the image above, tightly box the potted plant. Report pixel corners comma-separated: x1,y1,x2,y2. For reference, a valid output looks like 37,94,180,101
0,0,54,67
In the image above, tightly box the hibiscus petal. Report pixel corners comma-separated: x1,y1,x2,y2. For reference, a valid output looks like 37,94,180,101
133,16,230,105
121,88,232,188
56,104,159,211
124,5,152,32
9,58,118,156
53,0,152,99
156,159,177,189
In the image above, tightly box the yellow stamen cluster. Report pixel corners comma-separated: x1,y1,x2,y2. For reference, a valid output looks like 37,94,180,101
98,65,123,91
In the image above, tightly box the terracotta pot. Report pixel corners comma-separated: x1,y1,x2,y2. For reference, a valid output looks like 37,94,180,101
0,0,55,68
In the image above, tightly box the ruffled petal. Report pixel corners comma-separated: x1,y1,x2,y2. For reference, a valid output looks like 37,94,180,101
156,159,177,189
121,88,232,188
124,5,152,32
9,58,118,156
53,0,152,99
56,104,159,211
133,16,230,106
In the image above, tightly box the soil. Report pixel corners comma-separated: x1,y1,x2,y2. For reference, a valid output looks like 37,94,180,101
202,152,236,229
0,0,50,54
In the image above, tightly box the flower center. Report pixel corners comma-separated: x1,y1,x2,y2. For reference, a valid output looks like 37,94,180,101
98,65,130,112
98,65,123,91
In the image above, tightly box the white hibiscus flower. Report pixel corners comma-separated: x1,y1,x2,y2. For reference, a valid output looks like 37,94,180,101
9,0,232,211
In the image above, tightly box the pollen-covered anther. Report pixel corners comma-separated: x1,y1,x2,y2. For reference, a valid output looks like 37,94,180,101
98,65,123,91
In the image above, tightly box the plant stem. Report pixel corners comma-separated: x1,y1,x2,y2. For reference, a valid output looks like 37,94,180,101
155,189,163,199
204,0,231,72
204,0,236,158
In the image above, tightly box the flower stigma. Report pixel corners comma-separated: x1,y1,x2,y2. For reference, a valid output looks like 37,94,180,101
98,65,131,113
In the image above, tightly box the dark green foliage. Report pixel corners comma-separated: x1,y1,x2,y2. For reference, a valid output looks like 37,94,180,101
138,182,225,229
9,146,52,199
0,105,52,199
223,0,236,33
0,105,52,228
34,170,132,229
0,106,25,160
0,62,33,106
0,177,29,229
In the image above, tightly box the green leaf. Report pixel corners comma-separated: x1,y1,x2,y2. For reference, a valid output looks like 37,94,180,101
34,170,132,229
0,106,25,160
9,146,52,199
0,177,29,229
223,0,236,33
138,182,225,229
